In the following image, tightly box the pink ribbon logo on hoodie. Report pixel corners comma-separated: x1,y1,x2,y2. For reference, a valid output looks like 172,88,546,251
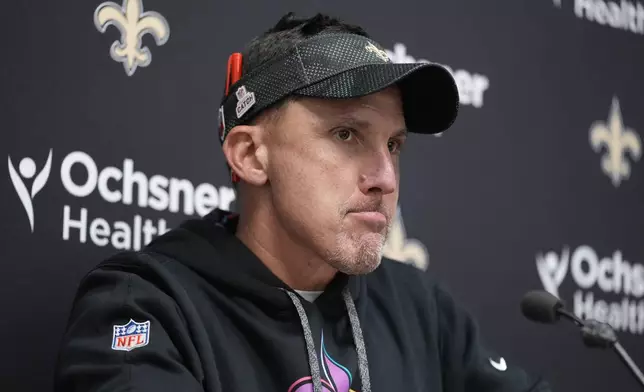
287,332,357,392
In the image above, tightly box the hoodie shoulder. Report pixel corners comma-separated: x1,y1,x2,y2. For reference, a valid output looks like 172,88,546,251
88,248,174,276
55,247,207,392
371,259,552,391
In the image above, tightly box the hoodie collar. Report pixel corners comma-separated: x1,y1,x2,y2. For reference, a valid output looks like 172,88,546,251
147,209,363,317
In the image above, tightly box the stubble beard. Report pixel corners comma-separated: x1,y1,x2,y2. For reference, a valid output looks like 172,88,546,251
323,223,391,275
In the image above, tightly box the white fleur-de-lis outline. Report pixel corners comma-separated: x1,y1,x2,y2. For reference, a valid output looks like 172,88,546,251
94,0,170,76
589,97,642,187
7,149,53,232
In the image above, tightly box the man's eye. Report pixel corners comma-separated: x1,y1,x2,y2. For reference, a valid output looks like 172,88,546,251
334,128,355,141
388,139,402,153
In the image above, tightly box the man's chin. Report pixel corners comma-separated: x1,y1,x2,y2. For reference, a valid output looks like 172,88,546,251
327,242,385,275
345,258,382,275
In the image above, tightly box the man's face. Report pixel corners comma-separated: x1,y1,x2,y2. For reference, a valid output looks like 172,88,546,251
264,86,406,275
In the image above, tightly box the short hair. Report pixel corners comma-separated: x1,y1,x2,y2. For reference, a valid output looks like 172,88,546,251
242,12,370,75
224,12,371,197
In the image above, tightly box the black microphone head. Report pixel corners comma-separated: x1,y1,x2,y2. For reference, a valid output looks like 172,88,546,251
520,290,565,324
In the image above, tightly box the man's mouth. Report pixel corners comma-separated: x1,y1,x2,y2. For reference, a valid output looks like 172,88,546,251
347,210,388,229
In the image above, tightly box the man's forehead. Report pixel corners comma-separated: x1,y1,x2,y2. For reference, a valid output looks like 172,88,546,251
281,99,407,141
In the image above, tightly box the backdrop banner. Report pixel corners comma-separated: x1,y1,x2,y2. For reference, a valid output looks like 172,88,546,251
2,0,644,391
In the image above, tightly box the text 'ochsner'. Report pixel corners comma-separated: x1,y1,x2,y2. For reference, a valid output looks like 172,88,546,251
60,151,236,251
537,245,644,335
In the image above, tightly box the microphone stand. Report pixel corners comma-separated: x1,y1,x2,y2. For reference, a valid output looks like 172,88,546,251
556,308,644,390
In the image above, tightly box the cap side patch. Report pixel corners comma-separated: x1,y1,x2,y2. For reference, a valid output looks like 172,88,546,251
235,85,256,118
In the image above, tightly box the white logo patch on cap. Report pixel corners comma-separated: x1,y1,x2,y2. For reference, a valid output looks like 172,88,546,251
235,85,256,118
111,319,150,352
365,42,390,62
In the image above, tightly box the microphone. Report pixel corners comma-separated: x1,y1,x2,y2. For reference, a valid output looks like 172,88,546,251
520,290,583,327
521,290,644,390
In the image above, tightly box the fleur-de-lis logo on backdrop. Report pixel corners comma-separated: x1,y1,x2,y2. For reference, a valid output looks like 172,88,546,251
589,97,641,187
7,149,53,232
382,206,429,270
94,0,170,76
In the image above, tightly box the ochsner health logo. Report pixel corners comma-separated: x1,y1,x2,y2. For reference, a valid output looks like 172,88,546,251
8,149,53,232
536,245,644,335
552,0,644,35
7,149,236,251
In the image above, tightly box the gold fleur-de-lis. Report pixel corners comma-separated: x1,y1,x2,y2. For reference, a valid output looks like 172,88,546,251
589,97,641,187
94,0,170,76
382,206,429,270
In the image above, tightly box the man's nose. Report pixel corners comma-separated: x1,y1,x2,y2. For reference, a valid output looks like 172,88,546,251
357,150,397,196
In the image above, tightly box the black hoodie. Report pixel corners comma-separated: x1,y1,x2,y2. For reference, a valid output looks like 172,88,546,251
54,209,552,392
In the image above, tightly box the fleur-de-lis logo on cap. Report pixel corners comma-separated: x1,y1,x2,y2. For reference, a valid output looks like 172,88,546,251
589,96,641,187
365,42,390,62
94,0,170,76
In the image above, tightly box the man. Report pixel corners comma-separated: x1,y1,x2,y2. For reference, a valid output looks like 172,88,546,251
54,12,552,392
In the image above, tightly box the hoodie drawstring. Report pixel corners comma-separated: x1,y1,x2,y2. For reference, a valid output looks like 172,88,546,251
285,287,371,392
342,286,371,392
285,289,323,392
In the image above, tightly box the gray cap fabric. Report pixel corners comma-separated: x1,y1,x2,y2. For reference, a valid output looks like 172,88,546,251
218,33,459,143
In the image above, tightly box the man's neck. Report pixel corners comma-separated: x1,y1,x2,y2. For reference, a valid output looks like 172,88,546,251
234,200,337,291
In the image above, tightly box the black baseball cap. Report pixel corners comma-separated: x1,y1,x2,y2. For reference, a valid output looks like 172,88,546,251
218,33,459,143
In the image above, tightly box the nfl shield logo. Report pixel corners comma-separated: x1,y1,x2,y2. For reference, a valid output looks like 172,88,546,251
111,319,151,352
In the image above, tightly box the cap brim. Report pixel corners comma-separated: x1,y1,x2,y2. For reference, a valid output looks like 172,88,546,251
293,62,459,134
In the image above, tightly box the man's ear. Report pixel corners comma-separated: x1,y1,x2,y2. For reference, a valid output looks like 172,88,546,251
222,125,268,186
